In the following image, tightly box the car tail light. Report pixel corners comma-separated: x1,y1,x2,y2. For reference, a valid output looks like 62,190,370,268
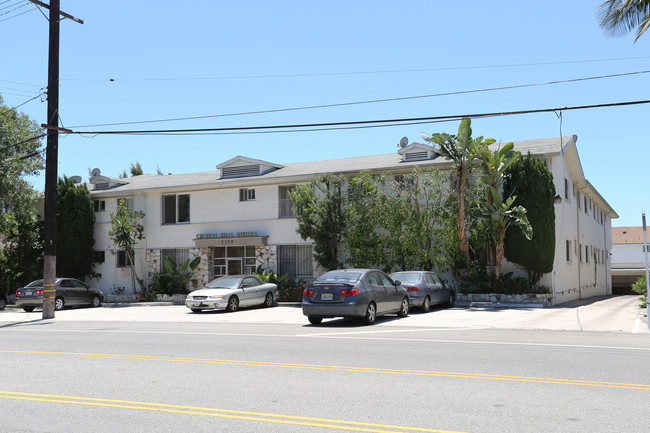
405,286,419,292
15,290,22,296
303,288,315,297
36,289,44,295
339,288,360,296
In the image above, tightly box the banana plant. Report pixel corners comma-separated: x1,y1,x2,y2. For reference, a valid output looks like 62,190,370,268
487,186,532,280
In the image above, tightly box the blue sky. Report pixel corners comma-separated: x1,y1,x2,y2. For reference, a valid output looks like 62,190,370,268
1,0,648,227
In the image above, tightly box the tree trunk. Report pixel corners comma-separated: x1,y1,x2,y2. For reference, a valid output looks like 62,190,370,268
496,242,504,280
457,181,469,259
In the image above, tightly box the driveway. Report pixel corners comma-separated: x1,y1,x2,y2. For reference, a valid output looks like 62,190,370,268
0,295,647,333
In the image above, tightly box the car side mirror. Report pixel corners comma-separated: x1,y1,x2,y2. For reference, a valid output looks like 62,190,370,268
394,280,401,286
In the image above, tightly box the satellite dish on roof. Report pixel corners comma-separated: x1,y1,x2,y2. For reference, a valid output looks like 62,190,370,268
398,136,409,148
91,168,101,177
70,175,82,184
420,132,430,142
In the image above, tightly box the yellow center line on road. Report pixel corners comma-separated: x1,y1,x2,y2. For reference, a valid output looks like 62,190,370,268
0,391,465,433
2,349,650,391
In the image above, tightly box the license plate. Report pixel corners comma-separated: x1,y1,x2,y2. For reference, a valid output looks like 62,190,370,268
193,302,202,307
25,291,32,296
321,293,333,301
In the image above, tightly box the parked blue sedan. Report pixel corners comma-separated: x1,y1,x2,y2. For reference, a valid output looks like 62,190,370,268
389,271,454,312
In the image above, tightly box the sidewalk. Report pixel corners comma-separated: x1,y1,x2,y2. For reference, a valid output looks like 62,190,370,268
1,295,647,333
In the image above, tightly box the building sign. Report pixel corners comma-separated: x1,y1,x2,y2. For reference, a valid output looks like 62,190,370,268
196,231,259,240
193,231,267,247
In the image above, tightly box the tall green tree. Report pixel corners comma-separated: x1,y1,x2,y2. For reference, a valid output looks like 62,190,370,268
427,117,494,260
0,94,45,293
108,199,146,292
119,161,144,178
598,0,650,42
379,169,454,272
56,176,97,280
503,153,556,285
290,173,346,270
344,171,384,268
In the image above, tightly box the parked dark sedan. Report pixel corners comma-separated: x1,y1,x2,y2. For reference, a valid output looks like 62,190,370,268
302,269,409,325
389,271,455,312
0,292,6,310
15,278,104,312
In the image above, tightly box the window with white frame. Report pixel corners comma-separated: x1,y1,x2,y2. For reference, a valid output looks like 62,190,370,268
117,197,134,209
239,188,256,202
93,251,105,263
116,250,131,268
566,240,572,262
279,185,296,218
160,248,189,272
93,200,105,212
278,245,313,279
162,194,190,224
564,179,569,200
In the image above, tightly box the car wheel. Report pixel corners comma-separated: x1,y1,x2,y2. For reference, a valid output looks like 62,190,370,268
55,297,65,311
23,306,35,312
91,295,101,308
362,302,376,325
225,296,239,312
263,292,274,308
421,296,431,313
308,316,322,325
397,297,409,317
445,291,455,308
0,298,5,310
190,308,202,313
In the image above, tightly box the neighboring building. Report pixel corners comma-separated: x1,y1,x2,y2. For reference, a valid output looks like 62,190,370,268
88,135,617,305
611,227,648,294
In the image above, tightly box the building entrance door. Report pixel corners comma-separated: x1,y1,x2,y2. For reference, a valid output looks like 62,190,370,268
227,259,243,275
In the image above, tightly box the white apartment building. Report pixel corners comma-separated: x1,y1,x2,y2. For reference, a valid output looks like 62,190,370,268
87,134,617,305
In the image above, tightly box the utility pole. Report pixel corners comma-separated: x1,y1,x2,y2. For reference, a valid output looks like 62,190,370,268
32,0,83,319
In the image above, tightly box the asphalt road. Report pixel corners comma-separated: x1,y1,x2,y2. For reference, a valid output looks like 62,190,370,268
1,296,649,433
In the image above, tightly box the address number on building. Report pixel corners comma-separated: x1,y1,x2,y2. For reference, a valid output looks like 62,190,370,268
220,239,234,245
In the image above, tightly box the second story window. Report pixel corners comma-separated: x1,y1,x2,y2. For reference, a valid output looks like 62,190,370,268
93,200,105,212
162,194,190,224
117,197,134,209
279,185,295,218
240,188,255,202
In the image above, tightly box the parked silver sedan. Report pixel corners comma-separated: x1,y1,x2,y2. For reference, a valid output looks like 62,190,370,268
389,271,454,312
15,278,104,312
302,269,409,325
185,275,278,313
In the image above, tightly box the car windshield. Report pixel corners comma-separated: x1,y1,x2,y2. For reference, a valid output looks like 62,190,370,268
390,273,421,284
206,277,241,289
25,280,44,288
315,272,362,284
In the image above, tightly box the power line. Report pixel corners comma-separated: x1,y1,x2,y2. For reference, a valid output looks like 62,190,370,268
58,55,650,82
0,79,43,88
66,99,650,136
70,69,650,129
0,5,34,22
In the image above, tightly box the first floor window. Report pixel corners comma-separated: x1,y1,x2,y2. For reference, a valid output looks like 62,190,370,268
278,245,313,280
116,250,132,268
93,251,105,263
565,240,572,262
160,248,189,272
162,194,190,224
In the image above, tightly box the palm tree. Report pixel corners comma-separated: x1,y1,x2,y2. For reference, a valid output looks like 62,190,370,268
429,118,494,259
477,143,520,277
486,187,532,280
108,199,146,292
598,0,650,42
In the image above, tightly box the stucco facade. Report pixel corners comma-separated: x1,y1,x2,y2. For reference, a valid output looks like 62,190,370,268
87,135,617,304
